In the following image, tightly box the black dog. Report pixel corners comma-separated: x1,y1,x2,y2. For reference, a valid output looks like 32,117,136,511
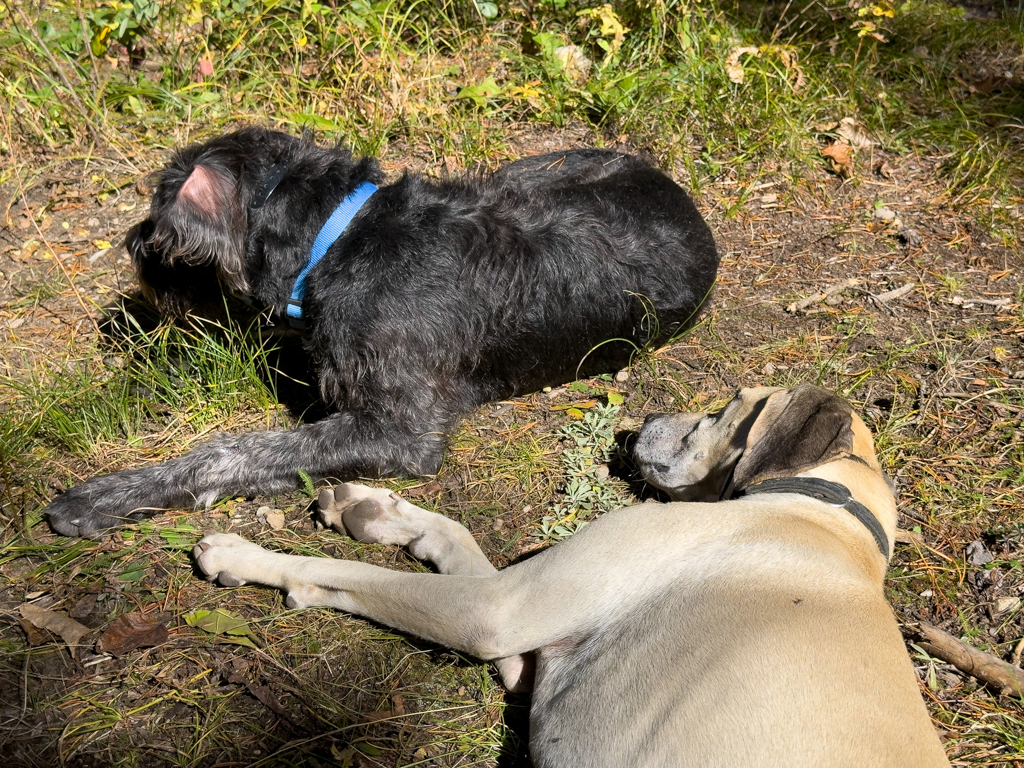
45,127,719,538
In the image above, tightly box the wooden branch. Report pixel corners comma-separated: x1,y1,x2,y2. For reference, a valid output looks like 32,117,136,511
906,621,1024,697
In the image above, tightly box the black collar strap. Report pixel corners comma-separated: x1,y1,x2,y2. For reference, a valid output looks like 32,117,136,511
738,477,890,557
252,162,289,209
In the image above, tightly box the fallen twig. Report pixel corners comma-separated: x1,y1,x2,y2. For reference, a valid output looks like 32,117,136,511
874,282,915,303
905,621,1024,697
950,295,1014,310
786,277,859,313
1012,636,1024,668
935,390,1024,414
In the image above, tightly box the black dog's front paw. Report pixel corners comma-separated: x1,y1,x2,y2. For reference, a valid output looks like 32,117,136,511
44,474,161,539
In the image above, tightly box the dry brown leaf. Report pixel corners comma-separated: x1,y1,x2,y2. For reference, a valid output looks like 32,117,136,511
392,693,407,715
821,141,854,178
875,160,896,179
19,603,91,647
248,683,289,716
836,117,874,150
96,611,169,656
725,47,759,85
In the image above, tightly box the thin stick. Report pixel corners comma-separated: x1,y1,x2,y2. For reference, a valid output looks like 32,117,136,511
874,282,915,303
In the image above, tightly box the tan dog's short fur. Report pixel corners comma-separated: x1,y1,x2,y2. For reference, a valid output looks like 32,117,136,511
194,385,949,767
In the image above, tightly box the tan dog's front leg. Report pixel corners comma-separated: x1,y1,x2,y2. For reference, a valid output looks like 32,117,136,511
196,484,534,691
317,484,535,691
193,533,517,661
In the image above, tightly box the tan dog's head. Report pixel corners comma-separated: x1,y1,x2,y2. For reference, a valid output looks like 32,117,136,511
634,385,877,501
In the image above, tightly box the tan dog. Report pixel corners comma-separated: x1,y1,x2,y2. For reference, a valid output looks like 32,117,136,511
194,385,949,767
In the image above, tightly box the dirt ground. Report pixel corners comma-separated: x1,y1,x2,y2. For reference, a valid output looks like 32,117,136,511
2,122,1024,766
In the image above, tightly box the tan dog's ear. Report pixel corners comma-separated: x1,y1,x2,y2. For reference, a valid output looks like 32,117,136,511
731,384,854,493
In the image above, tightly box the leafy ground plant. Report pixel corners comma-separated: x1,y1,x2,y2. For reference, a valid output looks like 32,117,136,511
1,0,1024,765
539,401,630,541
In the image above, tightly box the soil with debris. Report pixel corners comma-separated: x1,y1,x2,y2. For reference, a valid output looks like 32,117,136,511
2,123,1024,766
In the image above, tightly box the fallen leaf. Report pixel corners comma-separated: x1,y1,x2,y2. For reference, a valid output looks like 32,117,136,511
248,683,288,715
392,693,407,715
551,400,597,411
70,593,98,620
19,603,91,647
725,46,760,84
17,239,41,261
92,239,112,250
96,611,169,656
894,528,924,545
966,540,993,566
405,482,443,498
836,117,874,149
185,608,257,647
821,141,854,178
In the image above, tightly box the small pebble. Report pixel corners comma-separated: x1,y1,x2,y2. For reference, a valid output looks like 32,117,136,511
614,370,629,383
266,511,286,530
256,505,271,519
920,589,933,598
492,518,505,531
594,465,610,480
994,596,1021,615
873,207,896,221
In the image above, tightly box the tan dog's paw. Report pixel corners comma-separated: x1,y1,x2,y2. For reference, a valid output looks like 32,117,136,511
318,484,420,546
193,532,267,587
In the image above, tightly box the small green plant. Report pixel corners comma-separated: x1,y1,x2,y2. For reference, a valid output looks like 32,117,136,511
297,468,316,498
85,0,160,56
537,402,628,542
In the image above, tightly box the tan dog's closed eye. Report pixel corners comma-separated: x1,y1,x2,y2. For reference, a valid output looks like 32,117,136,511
194,385,948,767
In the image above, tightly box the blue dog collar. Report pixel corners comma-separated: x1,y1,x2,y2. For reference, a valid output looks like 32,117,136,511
286,180,378,329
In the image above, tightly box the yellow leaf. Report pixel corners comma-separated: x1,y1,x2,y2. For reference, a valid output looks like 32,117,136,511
93,239,113,250
184,0,203,26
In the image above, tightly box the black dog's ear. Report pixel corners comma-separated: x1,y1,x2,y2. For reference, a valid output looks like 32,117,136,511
127,217,222,317
175,165,236,222
148,163,249,294
731,384,854,492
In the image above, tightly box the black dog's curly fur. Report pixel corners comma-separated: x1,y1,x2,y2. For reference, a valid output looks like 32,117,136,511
45,127,719,538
